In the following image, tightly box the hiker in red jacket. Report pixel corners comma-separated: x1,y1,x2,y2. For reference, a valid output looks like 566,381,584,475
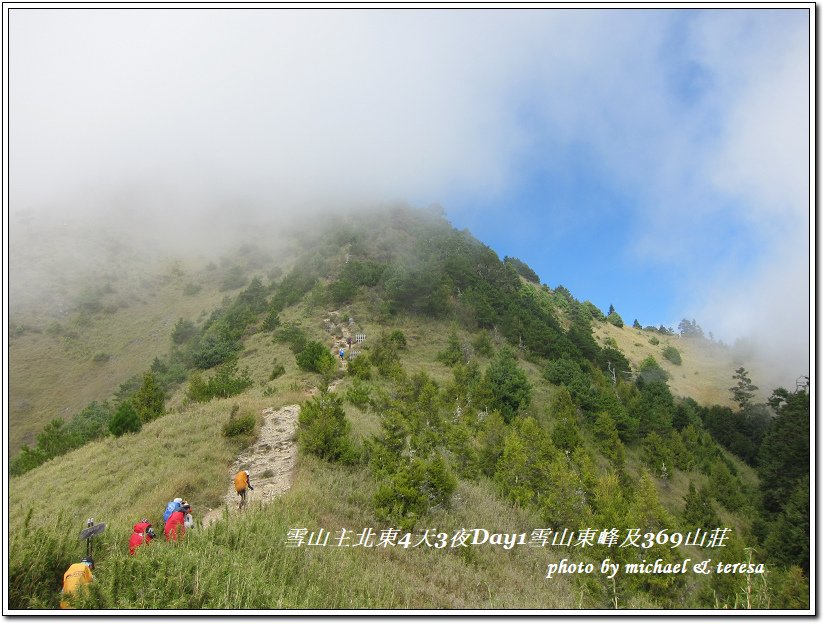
165,502,190,542
128,519,155,555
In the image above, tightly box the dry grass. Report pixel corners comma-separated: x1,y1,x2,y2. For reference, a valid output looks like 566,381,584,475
591,322,755,407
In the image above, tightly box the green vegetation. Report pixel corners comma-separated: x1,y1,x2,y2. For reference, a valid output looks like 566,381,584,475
607,310,624,328
9,206,809,610
298,392,356,463
222,407,257,439
662,345,682,365
109,401,141,437
295,341,336,374
503,256,540,283
187,360,253,402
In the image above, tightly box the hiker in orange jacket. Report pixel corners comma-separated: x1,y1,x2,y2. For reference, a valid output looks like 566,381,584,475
234,470,254,509
165,502,190,542
60,558,94,609
128,519,155,555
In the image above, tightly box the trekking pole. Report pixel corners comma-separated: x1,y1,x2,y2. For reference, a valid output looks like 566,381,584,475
86,518,93,559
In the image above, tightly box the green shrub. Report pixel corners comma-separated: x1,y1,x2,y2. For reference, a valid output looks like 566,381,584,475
662,346,682,365
133,372,165,423
10,402,114,476
187,361,253,403
298,393,356,463
270,264,319,311
648,335,660,346
583,301,606,321
183,282,202,296
472,331,494,357
369,334,403,378
436,331,464,366
172,318,197,344
543,357,582,386
65,401,113,443
109,401,142,437
188,324,243,369
92,352,111,363
275,323,308,354
347,354,372,380
345,378,371,409
328,278,357,305
387,330,407,349
607,311,624,327
638,355,669,384
9,445,48,476
262,310,281,332
220,266,246,291
373,455,456,531
484,348,532,422
503,256,540,283
296,341,336,374
269,363,286,380
222,412,257,438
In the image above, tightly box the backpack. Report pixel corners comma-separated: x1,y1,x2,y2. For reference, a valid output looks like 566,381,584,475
163,501,182,523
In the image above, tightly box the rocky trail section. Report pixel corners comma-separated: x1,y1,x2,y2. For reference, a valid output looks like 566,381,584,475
202,404,300,527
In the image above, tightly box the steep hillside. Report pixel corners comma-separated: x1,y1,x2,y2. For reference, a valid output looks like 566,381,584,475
8,206,809,611
591,322,739,408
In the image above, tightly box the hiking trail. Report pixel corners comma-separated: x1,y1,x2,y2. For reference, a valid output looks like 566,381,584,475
201,404,300,527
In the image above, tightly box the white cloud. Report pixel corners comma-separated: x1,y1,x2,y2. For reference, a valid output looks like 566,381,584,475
9,8,811,381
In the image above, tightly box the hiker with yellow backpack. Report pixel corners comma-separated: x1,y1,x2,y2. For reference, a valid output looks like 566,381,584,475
234,469,254,510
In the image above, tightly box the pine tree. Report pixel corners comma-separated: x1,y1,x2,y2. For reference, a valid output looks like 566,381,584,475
133,372,165,423
764,476,809,572
682,482,720,529
483,348,532,423
729,367,758,410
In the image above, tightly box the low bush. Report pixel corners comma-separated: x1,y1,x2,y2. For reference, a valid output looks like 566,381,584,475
275,323,308,354
262,310,281,332
223,412,257,438
109,401,142,437
183,282,202,296
296,341,336,374
607,311,624,328
347,354,372,380
663,345,682,365
298,393,356,463
345,378,371,409
187,361,253,403
373,455,456,531
269,363,286,380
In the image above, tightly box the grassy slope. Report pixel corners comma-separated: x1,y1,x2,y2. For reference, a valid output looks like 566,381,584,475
10,312,590,609
9,224,772,609
591,322,743,408
10,291,763,609
8,256,272,453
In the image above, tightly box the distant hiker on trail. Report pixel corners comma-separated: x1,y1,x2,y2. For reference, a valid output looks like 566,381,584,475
60,558,94,609
234,469,254,510
163,497,183,523
165,501,190,542
128,519,155,556
347,336,352,349
339,348,345,361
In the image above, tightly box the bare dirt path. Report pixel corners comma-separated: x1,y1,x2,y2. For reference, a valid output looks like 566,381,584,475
201,404,300,527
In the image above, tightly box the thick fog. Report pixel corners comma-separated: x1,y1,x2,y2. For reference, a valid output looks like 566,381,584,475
8,8,811,389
